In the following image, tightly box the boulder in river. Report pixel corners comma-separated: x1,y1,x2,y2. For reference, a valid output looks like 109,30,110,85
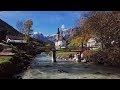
57,69,69,73
81,59,87,63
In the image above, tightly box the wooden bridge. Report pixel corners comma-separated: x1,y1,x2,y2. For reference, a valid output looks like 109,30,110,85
40,46,87,63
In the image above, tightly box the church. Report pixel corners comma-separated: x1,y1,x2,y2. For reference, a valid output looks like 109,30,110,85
55,28,66,49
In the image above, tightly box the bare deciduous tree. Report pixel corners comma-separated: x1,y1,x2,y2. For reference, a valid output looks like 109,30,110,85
16,20,24,34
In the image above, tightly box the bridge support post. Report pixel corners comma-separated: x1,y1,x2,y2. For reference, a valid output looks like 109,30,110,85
52,50,57,63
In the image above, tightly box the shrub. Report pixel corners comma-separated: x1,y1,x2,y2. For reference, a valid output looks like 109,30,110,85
83,50,98,62
88,50,107,64
10,45,18,53
105,47,120,66
86,47,120,66
0,44,3,52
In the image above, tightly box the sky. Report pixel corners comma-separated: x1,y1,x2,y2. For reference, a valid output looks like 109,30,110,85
0,11,84,36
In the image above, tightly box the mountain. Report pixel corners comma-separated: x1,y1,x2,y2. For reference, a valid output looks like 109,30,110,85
32,32,54,44
32,25,77,44
45,27,76,42
32,24,77,44
60,27,76,40
46,34,56,42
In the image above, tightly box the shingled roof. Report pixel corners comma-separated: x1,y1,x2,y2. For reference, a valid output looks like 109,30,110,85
6,35,23,40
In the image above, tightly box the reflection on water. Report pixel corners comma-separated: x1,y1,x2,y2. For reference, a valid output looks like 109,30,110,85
18,53,120,79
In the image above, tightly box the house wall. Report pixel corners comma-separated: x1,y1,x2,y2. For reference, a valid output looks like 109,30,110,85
87,38,101,50
7,39,27,43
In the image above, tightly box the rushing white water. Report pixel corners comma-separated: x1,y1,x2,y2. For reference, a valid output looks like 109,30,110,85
18,53,120,79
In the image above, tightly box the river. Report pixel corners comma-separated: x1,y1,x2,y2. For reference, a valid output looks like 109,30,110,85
15,53,120,79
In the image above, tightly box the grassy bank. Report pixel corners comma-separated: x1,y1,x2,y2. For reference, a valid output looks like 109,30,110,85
0,56,12,64
56,51,77,60
0,53,35,79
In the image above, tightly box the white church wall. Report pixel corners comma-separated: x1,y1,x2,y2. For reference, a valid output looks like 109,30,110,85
55,40,66,49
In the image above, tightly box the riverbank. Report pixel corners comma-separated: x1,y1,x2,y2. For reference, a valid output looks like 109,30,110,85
0,52,37,79
54,51,87,63
0,40,44,79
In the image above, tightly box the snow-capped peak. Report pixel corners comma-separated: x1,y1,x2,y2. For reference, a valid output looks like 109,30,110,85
33,32,42,35
61,24,65,29
61,28,69,31
46,34,56,37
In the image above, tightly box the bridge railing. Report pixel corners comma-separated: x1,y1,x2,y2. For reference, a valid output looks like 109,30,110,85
66,46,88,51
37,46,55,52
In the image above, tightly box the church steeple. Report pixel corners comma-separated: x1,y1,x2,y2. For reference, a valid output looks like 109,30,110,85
57,28,60,34
55,27,66,49
56,28,60,41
